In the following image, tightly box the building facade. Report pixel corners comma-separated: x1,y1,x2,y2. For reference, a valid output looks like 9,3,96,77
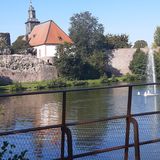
26,1,73,62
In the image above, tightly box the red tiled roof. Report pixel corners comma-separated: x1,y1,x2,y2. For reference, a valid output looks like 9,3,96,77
29,20,73,46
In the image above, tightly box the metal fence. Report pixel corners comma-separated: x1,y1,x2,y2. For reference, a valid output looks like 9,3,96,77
0,83,159,160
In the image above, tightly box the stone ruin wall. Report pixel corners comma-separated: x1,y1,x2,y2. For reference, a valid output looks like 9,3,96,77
110,48,149,75
0,33,11,46
0,48,150,83
0,55,57,83
0,33,11,55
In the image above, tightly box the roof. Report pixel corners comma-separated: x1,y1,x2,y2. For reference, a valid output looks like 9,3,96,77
28,20,73,46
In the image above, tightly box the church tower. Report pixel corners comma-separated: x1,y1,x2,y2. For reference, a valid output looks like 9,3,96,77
25,0,40,35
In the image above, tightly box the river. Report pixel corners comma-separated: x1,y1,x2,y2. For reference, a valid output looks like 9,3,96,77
0,85,160,159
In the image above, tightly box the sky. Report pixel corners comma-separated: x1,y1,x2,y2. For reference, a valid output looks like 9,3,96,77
1,0,160,45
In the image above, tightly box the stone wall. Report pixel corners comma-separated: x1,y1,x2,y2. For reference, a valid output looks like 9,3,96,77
0,55,57,82
109,48,149,75
0,48,150,82
0,33,11,55
0,33,11,47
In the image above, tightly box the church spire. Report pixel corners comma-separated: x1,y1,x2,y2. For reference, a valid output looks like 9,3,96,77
25,0,40,35
30,0,32,6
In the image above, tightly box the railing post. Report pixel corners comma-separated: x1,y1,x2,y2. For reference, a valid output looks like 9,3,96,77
61,91,66,159
65,127,73,160
124,86,132,160
130,117,140,160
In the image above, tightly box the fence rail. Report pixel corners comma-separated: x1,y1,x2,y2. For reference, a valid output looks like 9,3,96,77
0,82,160,160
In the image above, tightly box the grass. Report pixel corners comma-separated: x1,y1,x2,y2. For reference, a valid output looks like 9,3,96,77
0,74,141,93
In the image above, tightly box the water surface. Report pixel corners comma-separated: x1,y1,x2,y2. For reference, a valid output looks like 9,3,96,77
0,85,160,159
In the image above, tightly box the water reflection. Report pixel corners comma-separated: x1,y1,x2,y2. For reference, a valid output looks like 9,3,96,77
0,86,159,159
0,94,62,131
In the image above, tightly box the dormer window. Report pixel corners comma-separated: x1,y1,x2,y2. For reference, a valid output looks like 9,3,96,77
58,36,63,41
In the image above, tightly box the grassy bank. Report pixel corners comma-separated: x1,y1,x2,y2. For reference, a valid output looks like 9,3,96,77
0,74,140,93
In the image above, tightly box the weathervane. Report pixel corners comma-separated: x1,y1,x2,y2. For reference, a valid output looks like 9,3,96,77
30,0,32,5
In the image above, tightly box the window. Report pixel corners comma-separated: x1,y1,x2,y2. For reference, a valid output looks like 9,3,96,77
58,36,63,41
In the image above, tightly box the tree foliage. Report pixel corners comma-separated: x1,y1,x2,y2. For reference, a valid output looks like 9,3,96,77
133,40,148,48
154,26,160,47
69,11,106,56
54,43,101,80
129,48,147,79
0,141,28,160
105,34,132,49
88,51,108,76
154,50,160,80
12,36,30,54
54,12,113,80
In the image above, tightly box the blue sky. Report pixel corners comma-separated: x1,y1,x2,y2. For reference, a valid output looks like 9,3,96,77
1,0,160,45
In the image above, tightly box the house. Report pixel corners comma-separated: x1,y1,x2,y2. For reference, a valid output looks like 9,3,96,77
28,20,73,61
25,1,73,62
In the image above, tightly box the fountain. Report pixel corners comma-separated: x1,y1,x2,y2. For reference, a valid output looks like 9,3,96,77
138,48,157,96
146,48,157,95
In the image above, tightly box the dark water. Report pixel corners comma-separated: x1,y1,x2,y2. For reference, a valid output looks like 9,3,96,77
0,86,160,159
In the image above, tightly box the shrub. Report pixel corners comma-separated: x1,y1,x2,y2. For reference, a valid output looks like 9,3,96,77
47,79,67,88
109,75,119,83
122,73,138,82
35,83,45,90
72,80,88,86
9,82,25,91
0,141,28,160
100,76,109,84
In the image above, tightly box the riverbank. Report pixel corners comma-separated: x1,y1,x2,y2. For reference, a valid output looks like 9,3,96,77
0,74,139,93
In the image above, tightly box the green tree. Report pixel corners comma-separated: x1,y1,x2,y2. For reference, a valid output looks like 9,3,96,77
12,35,30,54
55,12,113,80
154,26,160,46
133,40,148,48
55,53,99,80
154,50,160,80
129,48,147,79
54,43,99,80
105,34,132,49
69,11,106,57
88,51,108,76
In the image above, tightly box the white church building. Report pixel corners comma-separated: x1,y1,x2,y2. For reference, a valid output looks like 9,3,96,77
25,1,73,61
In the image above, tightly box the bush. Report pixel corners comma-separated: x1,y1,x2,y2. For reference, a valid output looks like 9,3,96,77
35,83,46,90
122,73,138,82
72,80,88,86
0,141,28,160
100,76,109,84
47,79,67,88
109,75,119,83
9,82,25,91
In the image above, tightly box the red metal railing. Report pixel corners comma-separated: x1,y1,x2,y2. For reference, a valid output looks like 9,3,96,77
0,82,159,160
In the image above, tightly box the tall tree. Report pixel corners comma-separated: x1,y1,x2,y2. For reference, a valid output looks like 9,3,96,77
69,11,105,57
105,34,132,49
154,50,160,80
55,44,100,80
129,48,147,79
154,26,160,47
55,11,114,80
133,40,148,48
